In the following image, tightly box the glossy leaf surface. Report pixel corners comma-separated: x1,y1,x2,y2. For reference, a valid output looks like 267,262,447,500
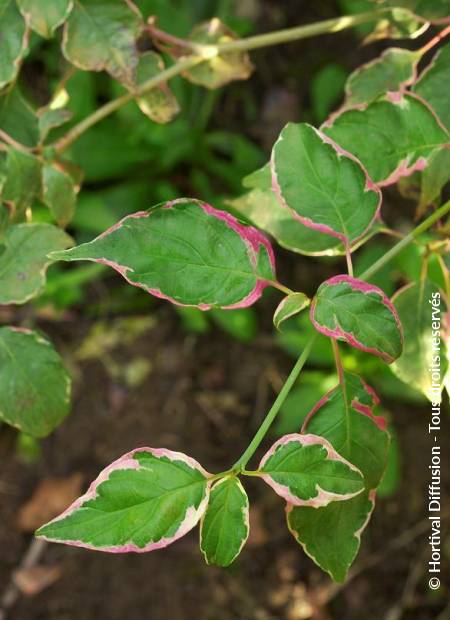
259,434,364,507
36,448,210,551
310,275,403,363
272,123,381,246
49,199,276,309
200,476,249,567
324,93,449,185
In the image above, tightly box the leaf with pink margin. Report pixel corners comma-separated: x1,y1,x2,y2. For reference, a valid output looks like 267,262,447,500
287,489,376,582
310,275,403,364
413,42,450,131
36,448,211,552
258,433,364,508
271,122,381,247
343,47,420,108
323,92,449,186
302,372,389,489
48,199,276,309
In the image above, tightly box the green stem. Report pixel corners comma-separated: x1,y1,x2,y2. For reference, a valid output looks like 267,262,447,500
360,201,450,281
232,200,450,469
49,9,386,153
233,334,317,470
52,55,203,153
216,10,386,53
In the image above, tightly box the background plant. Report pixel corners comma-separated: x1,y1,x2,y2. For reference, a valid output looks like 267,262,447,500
0,0,449,585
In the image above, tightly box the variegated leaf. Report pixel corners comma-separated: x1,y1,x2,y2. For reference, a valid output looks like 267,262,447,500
36,448,210,552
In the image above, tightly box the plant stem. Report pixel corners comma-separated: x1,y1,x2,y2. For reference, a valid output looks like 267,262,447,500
52,55,204,153
50,9,386,153
360,201,450,281
232,200,450,470
215,10,386,53
232,334,317,470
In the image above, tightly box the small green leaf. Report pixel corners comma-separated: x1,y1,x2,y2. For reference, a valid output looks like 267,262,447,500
419,148,450,211
391,280,448,402
0,223,72,304
42,162,77,227
0,326,71,437
0,86,39,147
1,149,42,216
17,0,73,38
303,372,389,489
200,476,249,567
273,292,310,330
36,448,210,551
381,0,450,23
132,51,179,124
311,63,348,123
0,0,28,89
310,275,403,364
364,8,428,43
62,0,143,86
182,18,253,89
413,42,450,131
287,490,375,582
272,123,381,246
344,48,419,107
323,93,449,185
49,199,276,309
259,434,364,507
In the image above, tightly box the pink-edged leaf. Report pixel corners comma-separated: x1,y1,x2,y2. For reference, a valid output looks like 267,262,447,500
413,42,450,131
302,372,389,489
49,199,277,309
323,92,449,186
258,433,364,508
36,448,211,552
287,489,376,582
271,122,381,247
310,275,403,364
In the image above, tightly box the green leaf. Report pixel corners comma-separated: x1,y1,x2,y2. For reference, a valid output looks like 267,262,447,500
1,149,42,216
228,179,345,257
419,148,450,211
0,86,39,147
323,93,449,185
259,433,364,507
413,42,450,131
303,372,389,489
363,7,428,43
0,0,28,89
49,199,276,309
273,292,310,330
272,123,381,246
181,18,253,89
62,0,143,86
310,275,403,364
391,280,448,402
377,425,401,497
0,326,71,437
0,223,72,304
132,51,179,124
344,48,419,108
17,0,73,38
200,475,249,567
287,490,375,582
36,448,210,551
42,162,77,227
